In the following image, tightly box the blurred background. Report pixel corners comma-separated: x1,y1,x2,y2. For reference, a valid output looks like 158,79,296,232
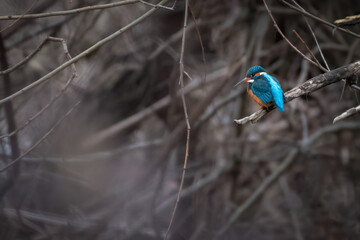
0,0,360,239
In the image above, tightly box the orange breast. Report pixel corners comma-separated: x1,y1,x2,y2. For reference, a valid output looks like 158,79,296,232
248,89,273,108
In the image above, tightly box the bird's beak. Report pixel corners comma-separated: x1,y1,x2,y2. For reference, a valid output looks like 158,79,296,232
234,77,251,87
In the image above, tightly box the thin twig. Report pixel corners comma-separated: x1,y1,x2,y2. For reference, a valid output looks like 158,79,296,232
0,101,81,172
0,38,48,75
0,0,37,33
140,0,174,10
290,0,330,71
0,33,21,199
262,0,328,72
164,0,190,238
292,30,324,70
0,0,169,107
280,0,360,39
0,74,76,140
0,36,77,140
0,0,139,20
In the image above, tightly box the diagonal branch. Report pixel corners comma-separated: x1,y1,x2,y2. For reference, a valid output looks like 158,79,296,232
216,121,360,239
0,0,139,20
0,0,169,107
234,61,360,125
333,105,360,123
280,0,360,39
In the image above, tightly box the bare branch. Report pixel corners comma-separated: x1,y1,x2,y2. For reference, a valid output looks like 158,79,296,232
333,105,360,124
83,66,229,147
290,0,330,71
216,121,360,238
0,0,169,107
262,0,328,72
292,30,324,70
280,0,360,39
164,0,190,238
0,0,139,20
0,101,81,172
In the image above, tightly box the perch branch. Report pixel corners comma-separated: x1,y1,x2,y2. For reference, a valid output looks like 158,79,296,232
234,61,360,125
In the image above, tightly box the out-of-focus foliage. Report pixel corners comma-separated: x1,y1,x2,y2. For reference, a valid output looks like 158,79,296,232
0,0,360,239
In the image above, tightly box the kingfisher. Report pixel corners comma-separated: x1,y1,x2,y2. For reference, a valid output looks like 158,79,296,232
236,66,284,112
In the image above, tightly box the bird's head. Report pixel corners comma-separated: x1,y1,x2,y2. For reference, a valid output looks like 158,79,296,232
235,65,266,86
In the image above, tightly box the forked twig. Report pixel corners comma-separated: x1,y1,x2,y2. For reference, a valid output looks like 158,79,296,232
262,0,328,72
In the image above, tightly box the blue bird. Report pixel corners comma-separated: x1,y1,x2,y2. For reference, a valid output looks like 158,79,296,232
235,66,284,112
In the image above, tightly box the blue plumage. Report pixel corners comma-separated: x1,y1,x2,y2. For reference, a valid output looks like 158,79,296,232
238,65,284,112
260,73,284,111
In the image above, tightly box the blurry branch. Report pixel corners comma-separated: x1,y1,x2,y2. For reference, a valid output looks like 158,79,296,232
140,0,174,10
0,0,36,33
280,0,360,39
292,30,324,70
216,121,360,238
215,148,299,239
263,0,328,72
0,38,48,75
279,177,304,240
7,17,75,49
1,36,76,75
0,36,77,140
0,74,76,140
234,61,360,125
195,88,245,128
165,0,190,238
124,160,234,239
333,105,360,124
335,14,360,27
22,139,162,163
0,34,20,199
149,20,201,59
83,66,229,147
0,0,169,107
291,0,330,71
0,101,81,172
0,0,139,20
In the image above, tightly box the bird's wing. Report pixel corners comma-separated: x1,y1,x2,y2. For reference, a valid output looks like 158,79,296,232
250,77,273,103
262,73,284,111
